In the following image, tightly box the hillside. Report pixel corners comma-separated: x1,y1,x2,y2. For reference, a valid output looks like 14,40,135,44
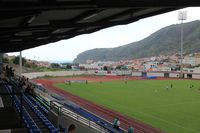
74,20,200,63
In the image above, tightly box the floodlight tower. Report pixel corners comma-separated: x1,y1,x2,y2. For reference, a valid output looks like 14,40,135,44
178,11,187,77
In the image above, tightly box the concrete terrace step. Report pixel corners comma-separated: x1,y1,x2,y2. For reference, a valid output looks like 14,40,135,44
11,127,29,133
23,101,50,133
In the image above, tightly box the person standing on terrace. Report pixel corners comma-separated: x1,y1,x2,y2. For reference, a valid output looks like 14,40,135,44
113,117,120,130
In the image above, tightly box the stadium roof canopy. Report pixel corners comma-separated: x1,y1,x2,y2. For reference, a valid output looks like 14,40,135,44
0,0,199,52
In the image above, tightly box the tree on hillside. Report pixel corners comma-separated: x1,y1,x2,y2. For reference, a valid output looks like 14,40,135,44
66,63,72,69
24,62,37,68
51,63,60,68
116,65,122,70
103,66,108,71
12,56,26,66
116,65,128,70
3,57,9,63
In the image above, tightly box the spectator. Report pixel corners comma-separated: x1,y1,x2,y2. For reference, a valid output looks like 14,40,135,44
25,84,31,94
67,124,76,133
25,78,30,88
19,78,26,88
1,67,5,78
128,126,134,133
113,117,120,130
9,67,14,77
2,66,9,82
0,68,5,81
9,67,12,77
5,65,9,76
59,124,67,133
22,76,26,82
29,84,36,96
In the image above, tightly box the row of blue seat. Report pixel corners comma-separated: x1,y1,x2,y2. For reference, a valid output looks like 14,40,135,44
6,78,58,133
4,84,42,133
15,99,42,133
23,95,58,133
26,94,49,115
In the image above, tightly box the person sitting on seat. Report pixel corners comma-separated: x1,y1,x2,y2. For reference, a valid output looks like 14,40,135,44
25,84,31,94
59,124,68,133
128,126,134,133
2,66,9,82
67,124,76,133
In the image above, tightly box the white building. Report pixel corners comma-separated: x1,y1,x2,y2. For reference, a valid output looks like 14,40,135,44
182,56,196,66
183,67,200,73
79,63,102,70
143,61,159,71
182,54,200,66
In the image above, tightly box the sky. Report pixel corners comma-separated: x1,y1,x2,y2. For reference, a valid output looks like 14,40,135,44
7,7,200,62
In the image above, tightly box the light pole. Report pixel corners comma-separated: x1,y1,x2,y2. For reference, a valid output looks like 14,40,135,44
178,11,187,77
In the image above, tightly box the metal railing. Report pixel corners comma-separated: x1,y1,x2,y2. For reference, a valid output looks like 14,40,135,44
50,101,110,133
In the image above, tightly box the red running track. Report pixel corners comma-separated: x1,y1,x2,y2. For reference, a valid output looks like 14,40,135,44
34,76,165,133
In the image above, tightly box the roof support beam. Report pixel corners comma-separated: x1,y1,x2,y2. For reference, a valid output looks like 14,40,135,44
0,0,198,12
0,11,41,20
0,1,96,11
0,1,190,52
95,0,198,7
0,8,175,32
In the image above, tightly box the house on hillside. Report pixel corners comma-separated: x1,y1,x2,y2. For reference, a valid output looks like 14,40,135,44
182,54,200,66
79,63,103,70
143,61,159,71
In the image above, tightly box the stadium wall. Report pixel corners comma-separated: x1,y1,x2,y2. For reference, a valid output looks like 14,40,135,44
116,70,132,76
147,72,164,77
25,70,200,79
132,71,200,79
190,74,200,79
169,73,179,78
23,71,88,79
96,71,107,76
132,72,142,76
86,70,96,75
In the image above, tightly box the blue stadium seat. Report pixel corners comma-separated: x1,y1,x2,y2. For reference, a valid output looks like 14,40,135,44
26,94,49,115
3,84,42,133
23,95,58,133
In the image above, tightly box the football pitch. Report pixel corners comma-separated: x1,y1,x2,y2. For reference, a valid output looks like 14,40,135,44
55,79,200,133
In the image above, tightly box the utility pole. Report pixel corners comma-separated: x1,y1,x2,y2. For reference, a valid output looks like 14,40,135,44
178,11,187,78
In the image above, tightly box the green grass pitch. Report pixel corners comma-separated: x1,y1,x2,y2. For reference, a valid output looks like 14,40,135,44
55,80,200,133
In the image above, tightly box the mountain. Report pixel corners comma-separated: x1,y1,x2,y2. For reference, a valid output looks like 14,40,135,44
74,20,200,63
